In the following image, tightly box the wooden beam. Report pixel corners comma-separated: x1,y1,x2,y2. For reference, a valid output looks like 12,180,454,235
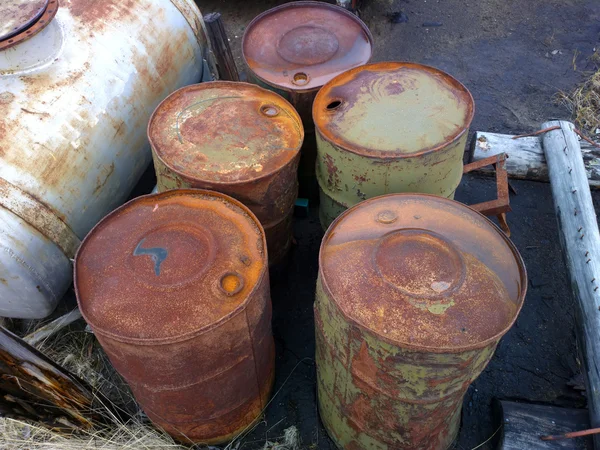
495,400,590,449
470,131,600,187
543,120,600,450
204,12,239,81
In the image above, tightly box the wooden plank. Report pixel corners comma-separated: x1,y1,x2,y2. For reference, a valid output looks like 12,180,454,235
543,120,600,450
495,400,591,449
204,12,239,81
0,327,118,429
470,131,600,187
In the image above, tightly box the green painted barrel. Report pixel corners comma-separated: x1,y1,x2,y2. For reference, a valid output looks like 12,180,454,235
315,194,527,449
313,62,474,230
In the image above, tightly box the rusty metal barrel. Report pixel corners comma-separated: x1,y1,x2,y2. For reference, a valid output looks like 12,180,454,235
313,62,475,230
242,1,373,198
315,194,526,450
74,189,275,444
148,82,303,268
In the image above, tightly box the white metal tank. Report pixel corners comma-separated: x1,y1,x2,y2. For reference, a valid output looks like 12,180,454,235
0,0,210,318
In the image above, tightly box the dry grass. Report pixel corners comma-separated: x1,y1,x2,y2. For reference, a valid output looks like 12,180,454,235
557,69,600,135
0,418,190,450
0,323,302,450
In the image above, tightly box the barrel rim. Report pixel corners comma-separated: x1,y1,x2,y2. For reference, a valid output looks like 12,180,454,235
74,188,269,346
317,192,527,353
312,61,476,160
147,81,304,186
241,0,374,94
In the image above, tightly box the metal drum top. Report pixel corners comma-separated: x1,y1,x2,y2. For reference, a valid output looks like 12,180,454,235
319,194,526,351
148,82,303,184
242,1,373,92
75,190,267,343
0,0,48,41
313,62,474,158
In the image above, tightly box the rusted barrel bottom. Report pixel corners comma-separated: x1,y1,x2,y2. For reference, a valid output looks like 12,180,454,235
315,328,462,450
263,205,294,268
134,344,276,445
317,387,460,450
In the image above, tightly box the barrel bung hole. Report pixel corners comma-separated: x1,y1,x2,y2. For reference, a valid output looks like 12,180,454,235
292,72,309,86
260,105,279,117
219,272,244,296
326,100,342,111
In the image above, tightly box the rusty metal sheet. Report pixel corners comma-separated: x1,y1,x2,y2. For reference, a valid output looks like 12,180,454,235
242,1,373,93
0,0,48,41
74,190,275,444
313,62,474,158
315,193,526,449
148,81,303,267
463,152,512,236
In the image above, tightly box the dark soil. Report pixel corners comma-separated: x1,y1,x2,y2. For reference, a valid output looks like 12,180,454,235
189,0,600,448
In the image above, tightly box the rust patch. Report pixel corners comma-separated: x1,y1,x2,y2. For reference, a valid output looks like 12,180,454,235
68,0,137,28
323,154,340,189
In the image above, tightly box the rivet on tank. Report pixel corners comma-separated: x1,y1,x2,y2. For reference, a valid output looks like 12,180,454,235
148,82,303,268
315,194,527,450
74,190,275,445
313,62,475,230
242,1,373,198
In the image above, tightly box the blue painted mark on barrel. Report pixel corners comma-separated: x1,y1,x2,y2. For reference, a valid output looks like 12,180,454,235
133,238,168,276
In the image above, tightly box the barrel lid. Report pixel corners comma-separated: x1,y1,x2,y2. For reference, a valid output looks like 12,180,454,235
74,190,267,343
313,62,474,159
242,1,373,92
0,0,48,41
148,82,303,184
319,194,526,351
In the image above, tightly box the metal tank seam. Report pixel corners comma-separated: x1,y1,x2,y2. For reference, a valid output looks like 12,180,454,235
0,244,56,301
0,177,81,258
244,307,267,411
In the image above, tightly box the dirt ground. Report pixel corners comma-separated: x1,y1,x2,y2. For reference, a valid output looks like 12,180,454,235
187,0,600,448
150,0,598,448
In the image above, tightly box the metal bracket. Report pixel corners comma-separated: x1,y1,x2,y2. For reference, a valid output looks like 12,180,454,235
463,153,512,236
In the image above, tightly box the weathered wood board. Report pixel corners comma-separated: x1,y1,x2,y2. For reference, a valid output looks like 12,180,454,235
470,131,600,187
543,121,600,450
495,400,591,449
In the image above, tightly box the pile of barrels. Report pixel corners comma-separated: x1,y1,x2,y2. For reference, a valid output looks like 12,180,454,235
73,2,527,449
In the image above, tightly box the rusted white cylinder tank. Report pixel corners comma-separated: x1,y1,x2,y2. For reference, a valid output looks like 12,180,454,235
0,0,209,318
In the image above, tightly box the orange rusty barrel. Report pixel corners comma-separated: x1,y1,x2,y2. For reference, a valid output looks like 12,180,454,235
315,194,526,449
242,1,373,198
74,189,274,444
148,82,303,268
